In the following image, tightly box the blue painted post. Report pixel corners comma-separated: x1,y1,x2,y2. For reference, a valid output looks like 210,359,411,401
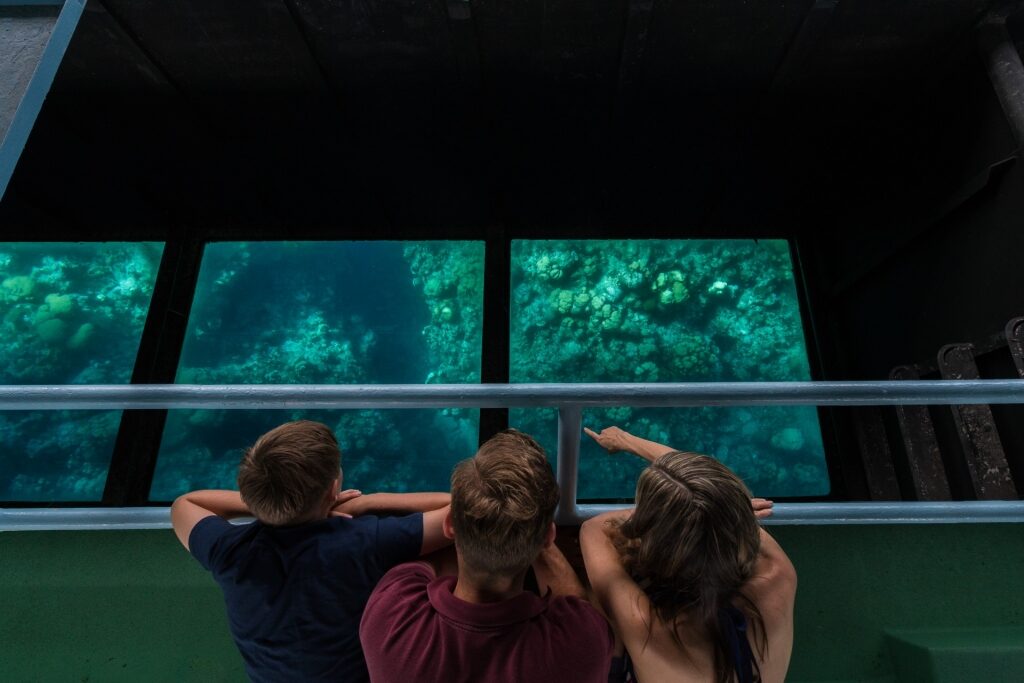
555,405,583,525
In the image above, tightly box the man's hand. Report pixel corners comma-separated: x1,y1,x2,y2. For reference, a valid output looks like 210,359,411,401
533,538,587,599
752,498,773,519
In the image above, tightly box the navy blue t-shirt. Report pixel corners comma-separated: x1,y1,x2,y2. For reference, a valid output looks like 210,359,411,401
189,513,423,683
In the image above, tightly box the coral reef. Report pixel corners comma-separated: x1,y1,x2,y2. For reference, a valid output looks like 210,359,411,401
3,238,827,503
404,242,484,385
0,244,162,500
510,239,827,498
151,242,482,499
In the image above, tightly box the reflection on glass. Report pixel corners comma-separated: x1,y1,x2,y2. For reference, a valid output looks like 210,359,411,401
0,242,164,501
150,241,485,500
509,239,828,499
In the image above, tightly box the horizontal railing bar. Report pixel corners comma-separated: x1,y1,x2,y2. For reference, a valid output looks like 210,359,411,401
5,501,1024,531
0,507,174,531
1,380,1024,410
578,501,1024,525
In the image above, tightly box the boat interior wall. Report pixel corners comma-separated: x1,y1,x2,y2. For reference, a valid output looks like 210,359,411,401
1,1,1023,504
0,0,1019,239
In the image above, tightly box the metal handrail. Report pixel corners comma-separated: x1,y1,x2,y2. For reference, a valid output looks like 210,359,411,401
3,380,1024,409
2,380,1024,529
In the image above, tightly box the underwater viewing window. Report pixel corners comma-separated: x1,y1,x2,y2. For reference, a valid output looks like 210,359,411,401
508,239,829,499
0,242,164,501
149,241,485,501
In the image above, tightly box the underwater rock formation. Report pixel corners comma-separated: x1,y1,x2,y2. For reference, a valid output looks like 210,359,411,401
2,238,827,502
150,242,483,500
0,243,162,500
510,239,828,498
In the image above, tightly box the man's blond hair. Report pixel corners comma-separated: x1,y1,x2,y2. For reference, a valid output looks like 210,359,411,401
450,429,559,576
237,420,339,525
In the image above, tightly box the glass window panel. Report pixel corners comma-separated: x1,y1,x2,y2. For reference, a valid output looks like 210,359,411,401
509,239,829,499
0,242,164,501
150,241,485,500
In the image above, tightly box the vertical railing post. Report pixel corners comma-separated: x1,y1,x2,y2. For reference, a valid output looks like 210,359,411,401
555,405,583,524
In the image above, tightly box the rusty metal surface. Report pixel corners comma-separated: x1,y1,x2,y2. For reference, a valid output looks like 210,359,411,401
851,406,901,500
890,366,952,500
937,344,1018,499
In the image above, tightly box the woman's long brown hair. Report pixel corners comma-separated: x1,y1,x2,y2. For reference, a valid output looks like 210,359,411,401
610,452,766,683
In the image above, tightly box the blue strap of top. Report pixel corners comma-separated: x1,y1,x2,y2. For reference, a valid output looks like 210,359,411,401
720,606,755,683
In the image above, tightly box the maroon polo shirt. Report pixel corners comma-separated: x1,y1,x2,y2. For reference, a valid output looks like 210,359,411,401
360,562,614,683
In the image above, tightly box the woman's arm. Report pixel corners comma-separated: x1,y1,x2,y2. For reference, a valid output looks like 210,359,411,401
579,510,652,646
585,427,775,517
750,528,797,598
584,426,674,463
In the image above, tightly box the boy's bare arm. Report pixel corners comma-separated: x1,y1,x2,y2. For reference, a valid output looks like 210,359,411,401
533,541,586,599
171,490,251,551
333,493,452,555
420,505,452,555
333,492,450,517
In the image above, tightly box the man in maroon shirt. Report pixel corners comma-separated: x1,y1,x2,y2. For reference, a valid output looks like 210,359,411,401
359,429,613,683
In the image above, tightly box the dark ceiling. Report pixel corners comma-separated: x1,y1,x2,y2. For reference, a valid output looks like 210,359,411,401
0,0,1016,239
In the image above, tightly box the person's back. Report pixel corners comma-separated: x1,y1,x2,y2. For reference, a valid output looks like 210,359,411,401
599,528,795,683
360,429,614,683
171,420,450,682
190,511,427,680
581,426,796,683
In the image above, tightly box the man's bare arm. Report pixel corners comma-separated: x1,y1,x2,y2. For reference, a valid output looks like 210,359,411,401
533,541,587,599
420,545,459,577
171,490,251,551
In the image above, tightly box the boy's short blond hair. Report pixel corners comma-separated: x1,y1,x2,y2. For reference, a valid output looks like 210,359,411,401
237,420,340,525
450,429,559,577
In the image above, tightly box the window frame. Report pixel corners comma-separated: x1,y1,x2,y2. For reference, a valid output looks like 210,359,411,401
0,229,836,506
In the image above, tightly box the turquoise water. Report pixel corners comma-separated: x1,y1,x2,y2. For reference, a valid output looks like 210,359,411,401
509,240,828,498
0,243,163,500
149,241,485,499
0,239,827,502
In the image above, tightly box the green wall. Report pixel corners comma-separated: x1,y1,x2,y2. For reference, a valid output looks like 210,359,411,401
777,524,1024,682
1,524,1022,682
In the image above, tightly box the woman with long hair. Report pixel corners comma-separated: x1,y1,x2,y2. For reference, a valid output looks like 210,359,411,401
580,426,796,683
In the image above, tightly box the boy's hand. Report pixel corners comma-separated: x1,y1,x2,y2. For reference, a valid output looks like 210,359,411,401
752,498,773,519
330,489,363,518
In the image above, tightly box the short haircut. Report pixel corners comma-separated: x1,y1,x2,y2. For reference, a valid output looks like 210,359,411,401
237,420,340,525
449,429,559,577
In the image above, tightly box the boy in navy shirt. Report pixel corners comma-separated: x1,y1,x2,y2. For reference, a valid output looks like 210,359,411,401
171,420,450,683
